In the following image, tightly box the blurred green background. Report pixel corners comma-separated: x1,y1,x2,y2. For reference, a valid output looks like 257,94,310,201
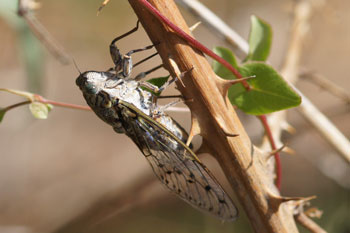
0,0,349,233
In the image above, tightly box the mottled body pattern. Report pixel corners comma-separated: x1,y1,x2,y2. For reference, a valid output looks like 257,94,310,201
76,23,237,220
76,71,238,221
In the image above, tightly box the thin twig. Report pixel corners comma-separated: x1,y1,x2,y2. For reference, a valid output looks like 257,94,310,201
3,100,31,111
298,95,350,162
276,0,349,163
1,88,91,112
34,94,91,111
300,72,350,104
165,106,190,112
175,0,249,58
18,0,71,64
295,213,327,233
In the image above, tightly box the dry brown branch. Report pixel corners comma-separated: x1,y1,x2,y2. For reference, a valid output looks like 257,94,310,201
128,0,299,232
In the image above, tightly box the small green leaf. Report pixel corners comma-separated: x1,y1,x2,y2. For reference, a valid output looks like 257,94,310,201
246,15,272,62
213,47,238,79
228,62,301,115
142,76,170,96
0,108,6,123
46,104,54,112
29,102,50,119
147,76,170,88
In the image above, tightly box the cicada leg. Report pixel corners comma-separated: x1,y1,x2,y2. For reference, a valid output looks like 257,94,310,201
109,21,140,71
109,20,159,78
121,44,158,78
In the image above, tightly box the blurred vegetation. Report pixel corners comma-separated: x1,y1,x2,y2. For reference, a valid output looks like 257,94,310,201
0,0,44,94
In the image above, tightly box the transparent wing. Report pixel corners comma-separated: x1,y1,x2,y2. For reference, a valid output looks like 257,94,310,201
121,104,238,221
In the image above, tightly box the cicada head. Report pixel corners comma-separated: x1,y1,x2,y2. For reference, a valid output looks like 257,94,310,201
76,71,112,95
76,71,123,127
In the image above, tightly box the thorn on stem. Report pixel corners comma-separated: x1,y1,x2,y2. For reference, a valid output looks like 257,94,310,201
168,58,190,88
266,144,287,160
97,0,111,15
219,75,255,97
189,21,201,32
268,191,317,211
224,131,239,137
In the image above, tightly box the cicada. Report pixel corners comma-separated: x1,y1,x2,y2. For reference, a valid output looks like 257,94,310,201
76,22,238,221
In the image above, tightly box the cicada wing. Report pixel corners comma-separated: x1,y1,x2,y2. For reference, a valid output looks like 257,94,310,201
121,104,238,221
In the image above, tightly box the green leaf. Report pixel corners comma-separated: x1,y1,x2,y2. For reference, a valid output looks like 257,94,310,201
29,102,50,119
142,76,170,96
212,47,246,95
245,15,272,62
228,62,301,115
0,108,6,123
46,104,54,112
147,76,170,88
212,47,238,79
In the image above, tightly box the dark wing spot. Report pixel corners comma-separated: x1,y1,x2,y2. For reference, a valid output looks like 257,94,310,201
218,199,226,204
205,185,211,191
189,172,195,179
209,207,214,211
175,169,182,175
177,189,181,193
165,179,169,184
158,163,164,168
187,179,194,183
166,170,172,175
160,175,164,180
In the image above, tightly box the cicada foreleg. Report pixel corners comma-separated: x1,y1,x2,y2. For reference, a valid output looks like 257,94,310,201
109,21,140,72
109,20,159,78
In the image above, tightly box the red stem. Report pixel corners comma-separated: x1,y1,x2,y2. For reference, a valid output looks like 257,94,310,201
138,0,281,190
34,94,91,111
138,0,250,90
260,115,281,189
